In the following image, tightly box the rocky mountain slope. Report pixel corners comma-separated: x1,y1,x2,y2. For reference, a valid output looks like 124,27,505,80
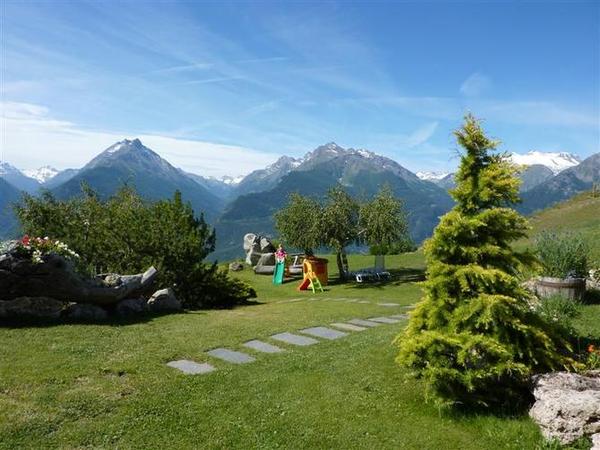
0,178,21,239
214,143,454,261
519,153,600,214
51,139,222,222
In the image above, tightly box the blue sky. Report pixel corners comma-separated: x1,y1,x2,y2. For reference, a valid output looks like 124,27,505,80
1,1,598,177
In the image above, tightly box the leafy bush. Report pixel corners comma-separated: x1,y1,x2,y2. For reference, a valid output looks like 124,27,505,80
535,294,581,336
15,185,255,308
395,115,577,411
535,231,589,278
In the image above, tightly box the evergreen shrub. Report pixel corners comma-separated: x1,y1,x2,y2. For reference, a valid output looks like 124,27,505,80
395,115,577,410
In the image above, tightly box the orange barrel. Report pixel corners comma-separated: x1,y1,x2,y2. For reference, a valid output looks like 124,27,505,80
303,257,329,286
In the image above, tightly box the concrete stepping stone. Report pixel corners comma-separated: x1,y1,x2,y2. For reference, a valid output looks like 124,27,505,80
377,302,400,307
167,360,216,375
207,348,256,364
243,340,284,354
368,316,401,324
300,326,348,340
271,332,319,346
389,314,409,320
348,318,381,327
357,300,371,304
330,322,367,332
345,299,359,303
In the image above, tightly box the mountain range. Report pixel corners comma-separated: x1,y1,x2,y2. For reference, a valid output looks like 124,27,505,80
1,140,598,260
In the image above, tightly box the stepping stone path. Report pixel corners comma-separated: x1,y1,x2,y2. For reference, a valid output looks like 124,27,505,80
357,300,371,304
164,309,417,375
243,340,284,353
347,318,381,328
330,322,367,332
167,360,216,375
271,332,319,346
368,316,401,324
300,326,348,340
207,348,256,364
389,314,409,320
377,303,400,307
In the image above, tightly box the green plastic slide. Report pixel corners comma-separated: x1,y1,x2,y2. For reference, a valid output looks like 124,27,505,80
273,261,284,285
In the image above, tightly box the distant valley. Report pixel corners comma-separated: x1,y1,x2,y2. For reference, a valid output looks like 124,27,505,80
1,141,598,261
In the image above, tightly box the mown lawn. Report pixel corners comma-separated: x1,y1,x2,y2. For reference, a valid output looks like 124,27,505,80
1,252,598,449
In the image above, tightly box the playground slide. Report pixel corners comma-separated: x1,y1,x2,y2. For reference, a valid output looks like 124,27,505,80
273,261,285,285
297,278,311,291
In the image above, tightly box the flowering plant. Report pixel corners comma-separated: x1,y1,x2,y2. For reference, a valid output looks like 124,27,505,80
15,235,79,264
587,344,600,370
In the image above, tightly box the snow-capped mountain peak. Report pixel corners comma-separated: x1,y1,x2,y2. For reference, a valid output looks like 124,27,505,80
218,175,244,185
416,171,451,181
0,161,21,176
510,151,581,174
23,166,60,183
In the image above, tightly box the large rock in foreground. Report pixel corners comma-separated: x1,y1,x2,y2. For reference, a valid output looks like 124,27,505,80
530,371,600,445
0,252,157,306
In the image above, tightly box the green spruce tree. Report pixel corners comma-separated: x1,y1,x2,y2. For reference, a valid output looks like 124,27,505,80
395,115,577,410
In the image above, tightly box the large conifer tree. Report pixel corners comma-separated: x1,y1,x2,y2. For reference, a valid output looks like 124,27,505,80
395,115,576,409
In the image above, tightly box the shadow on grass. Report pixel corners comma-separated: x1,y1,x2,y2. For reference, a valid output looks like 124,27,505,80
584,288,600,305
0,298,267,329
328,267,426,290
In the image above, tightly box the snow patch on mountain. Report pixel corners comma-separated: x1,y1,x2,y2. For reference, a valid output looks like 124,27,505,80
416,171,451,181
510,151,581,174
23,166,60,183
0,162,21,176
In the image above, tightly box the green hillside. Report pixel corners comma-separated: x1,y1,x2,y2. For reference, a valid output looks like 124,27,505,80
524,191,600,263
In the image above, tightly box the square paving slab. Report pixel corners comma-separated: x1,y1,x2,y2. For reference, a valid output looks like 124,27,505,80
167,360,216,375
271,332,319,346
330,322,367,332
389,314,410,320
243,340,284,353
368,316,401,324
207,348,256,364
300,326,348,340
347,318,382,327
377,303,400,307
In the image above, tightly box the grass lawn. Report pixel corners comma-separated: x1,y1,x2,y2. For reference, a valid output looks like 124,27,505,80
1,252,598,449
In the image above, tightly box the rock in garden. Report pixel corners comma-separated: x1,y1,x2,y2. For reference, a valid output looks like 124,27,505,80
115,297,147,316
0,297,64,319
63,303,108,321
592,433,600,450
529,371,600,445
146,288,181,312
0,248,157,306
229,262,244,272
243,233,257,252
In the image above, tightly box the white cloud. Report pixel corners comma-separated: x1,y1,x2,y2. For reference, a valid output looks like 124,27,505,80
0,102,278,177
460,72,491,97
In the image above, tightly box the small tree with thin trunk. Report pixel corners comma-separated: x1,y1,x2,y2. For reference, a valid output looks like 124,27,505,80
395,114,577,410
359,184,411,257
274,192,322,256
321,186,360,280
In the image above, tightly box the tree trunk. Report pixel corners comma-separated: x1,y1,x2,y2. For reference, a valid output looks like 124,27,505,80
336,251,346,282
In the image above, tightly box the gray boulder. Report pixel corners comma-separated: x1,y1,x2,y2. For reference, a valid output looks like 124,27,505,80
254,252,276,274
0,297,64,319
530,371,600,445
229,262,244,272
243,233,257,252
0,250,157,306
64,303,108,321
115,297,147,316
243,233,275,266
260,236,275,253
146,288,181,312
592,433,600,450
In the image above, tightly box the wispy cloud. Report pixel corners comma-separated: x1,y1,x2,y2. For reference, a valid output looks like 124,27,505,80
0,102,278,176
460,72,491,97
